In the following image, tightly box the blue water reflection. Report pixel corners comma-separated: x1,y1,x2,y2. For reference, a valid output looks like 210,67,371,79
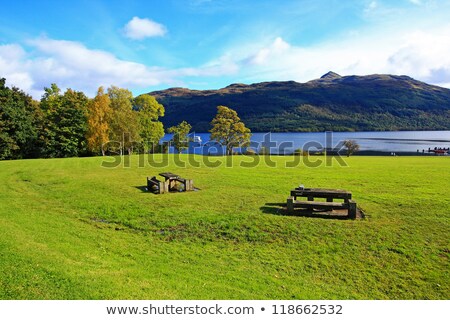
160,131,450,154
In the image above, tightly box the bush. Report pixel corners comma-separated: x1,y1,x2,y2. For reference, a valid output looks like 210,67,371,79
244,148,257,155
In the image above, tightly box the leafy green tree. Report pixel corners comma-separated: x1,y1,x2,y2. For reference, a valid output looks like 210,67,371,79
39,84,88,158
168,121,192,153
343,139,360,157
107,86,141,155
61,89,89,156
86,87,111,156
39,83,61,157
0,78,39,159
134,94,165,152
210,105,251,155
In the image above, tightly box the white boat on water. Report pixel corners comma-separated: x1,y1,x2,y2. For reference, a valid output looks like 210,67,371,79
192,135,202,143
188,133,202,145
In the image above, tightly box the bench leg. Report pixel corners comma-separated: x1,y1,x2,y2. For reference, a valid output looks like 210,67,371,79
164,181,170,193
348,200,357,219
158,181,169,194
147,177,155,190
287,196,294,212
157,181,163,194
307,196,314,201
327,197,333,202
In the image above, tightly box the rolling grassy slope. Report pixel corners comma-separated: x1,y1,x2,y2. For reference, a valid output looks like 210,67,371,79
0,155,449,299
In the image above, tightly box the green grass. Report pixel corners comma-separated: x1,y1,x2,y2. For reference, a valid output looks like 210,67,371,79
0,155,449,299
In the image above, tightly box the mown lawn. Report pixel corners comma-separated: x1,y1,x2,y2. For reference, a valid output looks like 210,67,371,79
0,155,448,299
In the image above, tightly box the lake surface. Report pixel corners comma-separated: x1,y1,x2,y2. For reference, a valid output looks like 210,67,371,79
161,131,450,154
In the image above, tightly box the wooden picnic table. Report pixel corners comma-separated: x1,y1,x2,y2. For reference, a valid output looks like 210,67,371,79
147,172,194,194
288,188,356,219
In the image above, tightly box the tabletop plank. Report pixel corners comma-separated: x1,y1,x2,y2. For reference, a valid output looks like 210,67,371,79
159,172,180,179
291,188,352,199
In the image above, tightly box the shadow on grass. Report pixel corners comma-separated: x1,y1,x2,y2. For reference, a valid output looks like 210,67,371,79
134,186,150,193
260,203,351,220
133,185,200,194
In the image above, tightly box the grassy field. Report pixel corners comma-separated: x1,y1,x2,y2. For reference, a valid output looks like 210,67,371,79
0,154,449,299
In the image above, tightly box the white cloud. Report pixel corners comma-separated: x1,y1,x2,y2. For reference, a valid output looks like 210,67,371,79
222,24,450,89
386,30,450,85
179,54,239,77
367,1,378,11
123,17,167,40
19,37,173,97
0,38,166,98
0,44,35,94
408,0,422,5
0,37,238,98
244,37,290,65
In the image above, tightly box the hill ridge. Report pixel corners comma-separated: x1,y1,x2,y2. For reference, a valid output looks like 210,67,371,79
147,73,450,132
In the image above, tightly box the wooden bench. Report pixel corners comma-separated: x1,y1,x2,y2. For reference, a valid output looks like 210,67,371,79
175,177,194,191
147,176,169,194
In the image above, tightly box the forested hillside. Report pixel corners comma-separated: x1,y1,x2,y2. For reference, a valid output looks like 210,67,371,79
149,72,450,132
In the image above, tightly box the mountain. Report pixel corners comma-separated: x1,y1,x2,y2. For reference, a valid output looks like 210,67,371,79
148,72,450,132
318,71,342,81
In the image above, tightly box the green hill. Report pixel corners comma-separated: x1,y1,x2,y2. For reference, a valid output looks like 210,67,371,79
148,72,450,132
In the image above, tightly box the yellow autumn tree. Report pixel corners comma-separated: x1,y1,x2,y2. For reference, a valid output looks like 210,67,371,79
86,87,112,156
107,86,142,155
210,105,251,155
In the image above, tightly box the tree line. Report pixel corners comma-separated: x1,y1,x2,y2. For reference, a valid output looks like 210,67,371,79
0,78,166,160
0,77,251,160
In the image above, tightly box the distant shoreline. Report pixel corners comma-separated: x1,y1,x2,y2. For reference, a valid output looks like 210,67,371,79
336,150,447,156
164,131,450,155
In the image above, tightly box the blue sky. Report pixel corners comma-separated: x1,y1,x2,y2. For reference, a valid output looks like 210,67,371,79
1,0,450,98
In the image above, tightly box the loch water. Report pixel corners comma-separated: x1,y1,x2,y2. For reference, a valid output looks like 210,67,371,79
161,131,450,154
